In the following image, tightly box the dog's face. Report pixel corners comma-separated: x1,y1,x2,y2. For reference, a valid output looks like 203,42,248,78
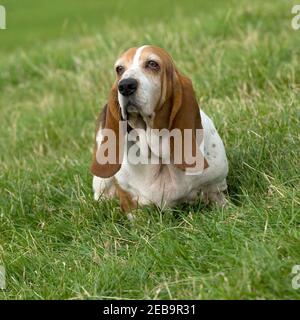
91,45,208,178
114,45,174,127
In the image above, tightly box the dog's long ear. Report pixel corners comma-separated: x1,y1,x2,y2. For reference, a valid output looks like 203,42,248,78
153,68,209,174
170,72,209,173
91,83,125,178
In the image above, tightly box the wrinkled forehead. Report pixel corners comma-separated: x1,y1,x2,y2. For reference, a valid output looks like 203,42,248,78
114,45,170,68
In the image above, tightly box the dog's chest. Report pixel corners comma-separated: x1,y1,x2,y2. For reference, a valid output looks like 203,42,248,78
115,162,201,207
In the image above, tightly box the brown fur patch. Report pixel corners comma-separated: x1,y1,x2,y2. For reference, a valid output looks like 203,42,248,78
90,104,107,176
91,83,124,178
115,180,137,212
115,47,137,73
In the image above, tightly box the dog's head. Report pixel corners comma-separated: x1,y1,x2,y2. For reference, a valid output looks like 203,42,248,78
91,45,208,178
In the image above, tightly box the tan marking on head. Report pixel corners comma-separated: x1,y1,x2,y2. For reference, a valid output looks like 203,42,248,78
115,47,137,70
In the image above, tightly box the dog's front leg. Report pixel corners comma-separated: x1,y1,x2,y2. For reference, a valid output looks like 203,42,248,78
115,182,138,220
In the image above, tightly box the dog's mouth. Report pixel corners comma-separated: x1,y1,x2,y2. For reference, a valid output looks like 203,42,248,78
120,98,151,130
121,99,144,129
127,111,147,130
125,99,140,113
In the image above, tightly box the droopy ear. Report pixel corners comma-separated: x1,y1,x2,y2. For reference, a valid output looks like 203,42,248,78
91,83,125,178
169,72,209,173
153,69,209,174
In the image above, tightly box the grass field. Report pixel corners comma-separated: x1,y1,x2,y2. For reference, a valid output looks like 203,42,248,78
0,0,299,299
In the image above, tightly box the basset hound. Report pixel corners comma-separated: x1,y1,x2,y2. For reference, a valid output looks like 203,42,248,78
91,45,228,216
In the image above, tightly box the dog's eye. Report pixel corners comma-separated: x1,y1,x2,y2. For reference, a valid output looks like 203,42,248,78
116,66,125,75
146,60,160,71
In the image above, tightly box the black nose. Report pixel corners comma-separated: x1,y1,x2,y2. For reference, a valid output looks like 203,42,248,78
118,78,138,96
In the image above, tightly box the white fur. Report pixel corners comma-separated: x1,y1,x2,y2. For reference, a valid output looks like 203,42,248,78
132,45,147,66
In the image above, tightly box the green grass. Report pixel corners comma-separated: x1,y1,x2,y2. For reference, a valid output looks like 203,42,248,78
0,0,300,299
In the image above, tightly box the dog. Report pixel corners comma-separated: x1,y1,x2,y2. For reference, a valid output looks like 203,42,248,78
91,45,228,216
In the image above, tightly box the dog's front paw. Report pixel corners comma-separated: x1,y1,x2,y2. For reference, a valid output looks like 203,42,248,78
127,213,136,221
